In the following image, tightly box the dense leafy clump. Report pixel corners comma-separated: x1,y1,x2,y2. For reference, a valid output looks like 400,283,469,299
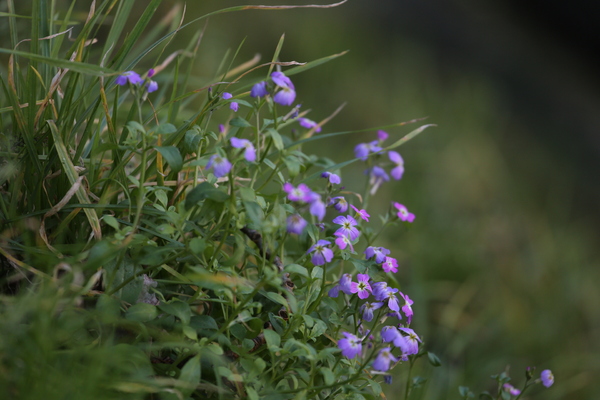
0,1,555,399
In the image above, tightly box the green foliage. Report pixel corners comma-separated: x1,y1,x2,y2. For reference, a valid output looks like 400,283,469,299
0,1,432,399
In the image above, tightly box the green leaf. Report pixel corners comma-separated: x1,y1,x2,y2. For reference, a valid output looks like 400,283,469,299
189,237,207,255
262,291,288,308
205,343,224,356
220,232,246,267
0,47,114,75
311,267,323,280
309,319,327,339
103,215,119,230
190,315,218,331
158,299,191,325
238,186,256,202
319,367,335,385
459,386,473,398
182,325,198,340
263,329,281,349
285,264,309,278
156,123,177,135
183,130,202,154
367,379,381,395
155,146,183,173
243,200,264,228
185,182,229,210
427,351,442,367
126,303,157,322
179,354,201,397
96,294,121,320
284,155,301,178
230,117,252,128
230,323,247,340
268,128,284,150
247,387,259,400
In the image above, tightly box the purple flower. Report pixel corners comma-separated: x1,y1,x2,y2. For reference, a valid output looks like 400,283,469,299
147,68,156,78
393,202,415,223
388,151,404,180
334,233,354,252
146,80,158,93
271,71,295,89
350,274,372,299
321,171,341,184
222,93,239,111
338,332,362,359
387,310,403,320
218,124,226,134
384,375,393,385
382,257,398,273
398,328,421,355
273,87,296,106
360,302,383,322
286,214,307,235
206,155,231,178
230,137,256,162
540,370,554,388
383,287,400,312
377,130,389,142
299,117,322,133
271,71,296,106
381,326,401,343
365,246,391,264
329,273,354,297
283,183,312,202
116,71,142,86
332,215,360,241
350,205,370,221
372,347,398,372
329,196,348,213
307,240,333,266
250,81,268,98
399,292,414,323
368,166,389,194
308,192,326,221
354,141,382,160
372,281,389,301
503,384,521,396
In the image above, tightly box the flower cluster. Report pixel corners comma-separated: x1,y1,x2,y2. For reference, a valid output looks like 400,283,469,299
251,71,297,106
275,145,421,379
335,274,422,373
116,69,158,93
354,131,412,206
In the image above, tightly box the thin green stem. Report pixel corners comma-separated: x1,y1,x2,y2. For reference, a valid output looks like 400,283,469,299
404,356,416,400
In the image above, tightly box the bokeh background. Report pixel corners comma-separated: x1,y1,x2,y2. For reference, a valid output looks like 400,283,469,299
174,1,599,398
3,0,599,398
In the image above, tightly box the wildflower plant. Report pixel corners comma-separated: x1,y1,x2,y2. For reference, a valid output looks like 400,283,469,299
0,1,556,399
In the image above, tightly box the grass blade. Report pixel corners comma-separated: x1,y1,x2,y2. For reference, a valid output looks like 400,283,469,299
47,120,102,239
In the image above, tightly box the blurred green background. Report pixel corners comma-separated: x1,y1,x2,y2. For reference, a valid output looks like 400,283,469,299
174,1,599,398
3,0,599,398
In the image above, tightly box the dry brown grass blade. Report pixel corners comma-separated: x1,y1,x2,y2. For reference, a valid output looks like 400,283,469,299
224,54,262,79
241,0,348,10
152,50,194,75
225,61,307,89
301,102,347,139
39,176,85,257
